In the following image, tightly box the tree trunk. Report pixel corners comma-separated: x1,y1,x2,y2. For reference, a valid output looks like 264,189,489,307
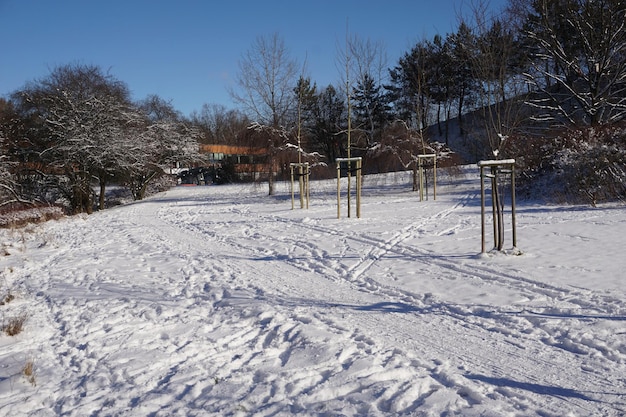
69,172,93,214
99,176,106,210
267,159,275,196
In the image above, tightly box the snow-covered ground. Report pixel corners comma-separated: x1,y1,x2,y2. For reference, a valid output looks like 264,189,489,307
1,167,625,416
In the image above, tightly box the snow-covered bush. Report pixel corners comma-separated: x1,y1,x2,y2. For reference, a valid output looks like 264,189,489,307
513,125,626,205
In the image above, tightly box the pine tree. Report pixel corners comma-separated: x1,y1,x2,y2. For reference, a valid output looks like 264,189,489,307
352,73,390,148
304,85,346,165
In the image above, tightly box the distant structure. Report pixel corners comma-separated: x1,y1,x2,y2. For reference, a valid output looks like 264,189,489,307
200,144,270,181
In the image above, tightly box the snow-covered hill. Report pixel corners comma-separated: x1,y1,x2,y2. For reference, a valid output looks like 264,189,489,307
1,168,624,416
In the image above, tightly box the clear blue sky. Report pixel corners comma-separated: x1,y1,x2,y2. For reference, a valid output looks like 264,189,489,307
0,0,508,117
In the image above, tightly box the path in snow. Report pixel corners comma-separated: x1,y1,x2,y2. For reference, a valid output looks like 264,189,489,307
1,170,625,416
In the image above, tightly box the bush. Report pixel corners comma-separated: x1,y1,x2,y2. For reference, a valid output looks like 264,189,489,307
22,359,36,386
510,124,626,205
2,313,28,336
0,292,15,305
0,206,64,228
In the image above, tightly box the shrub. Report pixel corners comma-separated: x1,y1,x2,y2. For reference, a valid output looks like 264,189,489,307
510,124,626,204
2,313,27,336
0,292,15,306
0,206,64,228
22,359,36,386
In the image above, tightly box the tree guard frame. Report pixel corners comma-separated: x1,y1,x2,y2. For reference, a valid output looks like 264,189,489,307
478,159,517,254
417,154,437,201
336,157,362,219
290,162,310,210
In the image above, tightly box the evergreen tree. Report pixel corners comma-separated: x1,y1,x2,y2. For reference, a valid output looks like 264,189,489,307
303,85,346,165
426,34,456,140
386,41,433,131
448,22,477,136
294,76,317,157
352,73,391,148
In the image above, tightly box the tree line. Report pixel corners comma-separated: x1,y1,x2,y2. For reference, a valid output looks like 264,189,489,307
2,0,626,213
197,0,626,200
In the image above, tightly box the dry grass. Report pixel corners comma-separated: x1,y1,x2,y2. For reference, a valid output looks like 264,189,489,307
0,206,64,229
0,291,15,306
22,359,36,386
2,313,28,336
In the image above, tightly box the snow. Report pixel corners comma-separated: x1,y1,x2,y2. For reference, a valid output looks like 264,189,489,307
1,167,625,416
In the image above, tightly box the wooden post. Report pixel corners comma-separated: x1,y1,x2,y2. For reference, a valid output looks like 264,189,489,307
480,164,486,253
290,162,310,210
419,157,424,201
290,165,295,210
305,163,310,209
336,161,341,219
433,156,437,200
417,154,437,201
477,159,516,253
356,158,362,218
511,164,517,248
336,157,362,219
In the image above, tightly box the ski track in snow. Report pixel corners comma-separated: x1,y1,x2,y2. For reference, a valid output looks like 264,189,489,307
1,170,625,416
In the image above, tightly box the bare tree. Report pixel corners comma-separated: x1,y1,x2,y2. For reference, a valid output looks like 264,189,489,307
522,0,626,126
11,64,135,213
230,32,299,195
336,33,390,153
8,65,202,212
460,1,529,158
0,99,24,208
349,36,390,147
0,101,15,205
382,38,439,191
348,36,389,87
126,96,203,201
231,33,298,127
375,120,438,191
301,84,346,167
191,104,250,145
